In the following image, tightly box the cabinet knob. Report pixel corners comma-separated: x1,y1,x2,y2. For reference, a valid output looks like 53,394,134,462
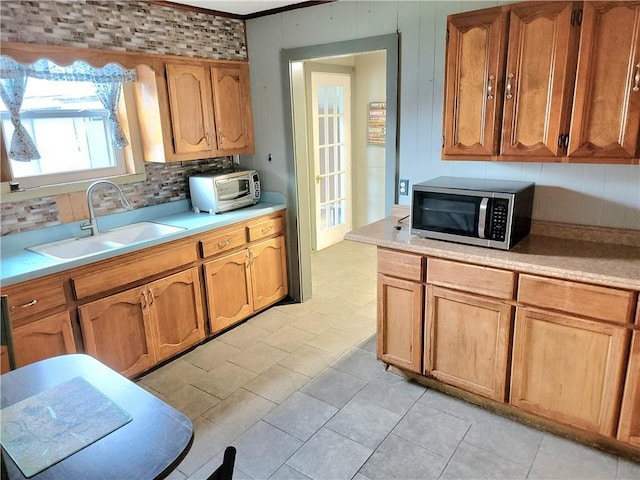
506,73,514,99
487,75,495,100
633,63,640,92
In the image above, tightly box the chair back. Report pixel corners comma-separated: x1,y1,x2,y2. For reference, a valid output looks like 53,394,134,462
1,295,17,372
207,446,236,480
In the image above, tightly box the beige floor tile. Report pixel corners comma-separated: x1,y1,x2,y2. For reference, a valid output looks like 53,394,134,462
278,344,339,377
138,358,207,398
307,327,370,355
330,313,376,335
248,307,298,332
182,339,242,372
190,361,257,399
244,364,311,403
228,342,289,373
308,298,360,316
175,416,236,477
273,300,315,317
262,325,317,353
165,383,221,420
353,299,377,319
216,321,271,350
289,310,339,335
203,388,277,436
331,288,377,308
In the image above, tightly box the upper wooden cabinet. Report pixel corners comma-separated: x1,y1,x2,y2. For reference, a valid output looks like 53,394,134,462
165,63,216,156
210,64,255,155
443,6,508,157
443,1,640,164
568,1,640,159
136,58,255,163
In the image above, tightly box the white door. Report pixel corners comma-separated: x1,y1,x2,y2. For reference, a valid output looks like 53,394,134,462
310,72,352,251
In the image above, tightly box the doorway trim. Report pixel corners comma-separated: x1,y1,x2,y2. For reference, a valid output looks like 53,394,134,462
281,33,399,302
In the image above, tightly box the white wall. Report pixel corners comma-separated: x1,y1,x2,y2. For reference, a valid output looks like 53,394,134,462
354,51,387,228
245,0,640,230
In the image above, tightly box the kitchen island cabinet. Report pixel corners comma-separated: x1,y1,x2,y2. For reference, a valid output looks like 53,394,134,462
345,214,640,456
376,249,424,374
425,259,515,402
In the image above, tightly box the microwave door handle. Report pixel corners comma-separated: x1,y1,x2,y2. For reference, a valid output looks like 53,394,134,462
478,198,489,239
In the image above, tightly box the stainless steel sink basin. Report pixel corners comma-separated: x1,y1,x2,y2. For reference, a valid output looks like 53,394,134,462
27,222,185,261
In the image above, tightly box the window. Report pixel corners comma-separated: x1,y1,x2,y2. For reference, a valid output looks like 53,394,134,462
1,78,126,188
0,56,139,190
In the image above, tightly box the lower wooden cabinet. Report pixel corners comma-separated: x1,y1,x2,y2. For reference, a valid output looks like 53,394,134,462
204,235,288,334
79,268,205,377
510,307,629,436
250,236,288,311
377,273,423,373
78,286,156,378
13,312,76,368
618,329,640,446
149,268,206,362
204,249,253,333
425,286,513,401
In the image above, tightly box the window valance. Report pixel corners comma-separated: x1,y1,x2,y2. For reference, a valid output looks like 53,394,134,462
0,56,137,83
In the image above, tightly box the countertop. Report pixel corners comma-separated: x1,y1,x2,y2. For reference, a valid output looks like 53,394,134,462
345,216,640,291
0,193,286,286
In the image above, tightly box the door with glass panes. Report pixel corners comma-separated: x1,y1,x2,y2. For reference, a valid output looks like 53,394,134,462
310,72,352,251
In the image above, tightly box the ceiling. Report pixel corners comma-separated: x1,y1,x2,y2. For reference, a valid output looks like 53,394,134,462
167,1,318,17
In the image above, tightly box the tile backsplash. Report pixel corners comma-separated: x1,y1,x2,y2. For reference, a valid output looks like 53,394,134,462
0,0,247,235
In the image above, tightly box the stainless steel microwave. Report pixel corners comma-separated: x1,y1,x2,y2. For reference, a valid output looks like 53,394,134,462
411,177,535,250
189,170,261,214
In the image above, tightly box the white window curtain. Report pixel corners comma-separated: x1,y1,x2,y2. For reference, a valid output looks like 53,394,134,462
0,56,138,161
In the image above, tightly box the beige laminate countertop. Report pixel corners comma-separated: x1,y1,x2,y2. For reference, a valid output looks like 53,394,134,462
345,217,640,291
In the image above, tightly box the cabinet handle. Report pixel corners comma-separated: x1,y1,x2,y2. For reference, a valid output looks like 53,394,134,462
248,250,254,266
506,73,514,99
148,289,155,305
141,291,148,308
558,134,565,148
10,299,37,310
487,75,495,100
261,226,273,234
206,133,211,145
218,238,232,249
633,63,640,92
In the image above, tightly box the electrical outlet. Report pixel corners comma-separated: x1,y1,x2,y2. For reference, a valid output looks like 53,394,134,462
399,179,409,196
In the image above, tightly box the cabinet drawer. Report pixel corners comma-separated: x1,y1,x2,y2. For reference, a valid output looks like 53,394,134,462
200,225,247,258
518,274,635,324
1,276,66,322
377,248,424,282
427,258,516,300
72,242,197,300
247,215,285,242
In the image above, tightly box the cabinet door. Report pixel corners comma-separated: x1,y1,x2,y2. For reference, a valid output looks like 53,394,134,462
149,268,206,362
165,63,215,156
443,7,508,157
425,286,513,401
501,2,578,157
12,312,76,368
78,287,156,378
377,274,423,373
204,249,253,334
618,329,640,447
249,236,288,311
210,64,255,154
511,307,629,436
568,1,640,159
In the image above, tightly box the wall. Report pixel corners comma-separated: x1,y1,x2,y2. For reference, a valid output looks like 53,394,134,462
245,1,640,230
353,51,386,228
0,0,246,235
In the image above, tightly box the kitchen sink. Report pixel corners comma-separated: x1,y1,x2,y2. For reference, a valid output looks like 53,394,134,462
27,222,185,261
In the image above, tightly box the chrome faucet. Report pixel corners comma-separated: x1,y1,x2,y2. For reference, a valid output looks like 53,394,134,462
80,180,131,236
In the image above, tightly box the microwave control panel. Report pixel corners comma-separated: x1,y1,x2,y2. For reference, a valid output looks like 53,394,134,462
489,199,509,241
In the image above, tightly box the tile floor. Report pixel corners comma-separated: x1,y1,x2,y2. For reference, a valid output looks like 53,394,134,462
138,241,640,480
